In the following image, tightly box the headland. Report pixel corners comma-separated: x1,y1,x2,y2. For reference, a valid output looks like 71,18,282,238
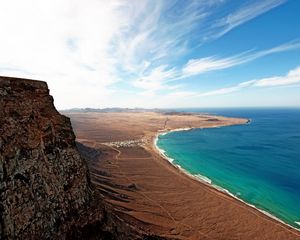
66,111,300,239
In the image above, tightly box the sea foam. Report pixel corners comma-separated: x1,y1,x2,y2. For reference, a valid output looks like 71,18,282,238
195,173,212,184
155,122,300,232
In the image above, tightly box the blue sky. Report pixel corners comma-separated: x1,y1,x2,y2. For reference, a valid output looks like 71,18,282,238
0,0,299,109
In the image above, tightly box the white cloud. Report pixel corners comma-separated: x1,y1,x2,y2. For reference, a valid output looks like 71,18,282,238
198,80,256,97
0,0,219,106
182,55,244,77
112,1,214,75
0,0,125,108
129,40,300,94
198,66,300,97
133,65,177,91
0,0,294,108
254,66,300,87
165,91,196,98
209,0,286,39
181,41,300,77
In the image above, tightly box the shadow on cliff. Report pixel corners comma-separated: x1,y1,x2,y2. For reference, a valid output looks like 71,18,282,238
0,77,167,240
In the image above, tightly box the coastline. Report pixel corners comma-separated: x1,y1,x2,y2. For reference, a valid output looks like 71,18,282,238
69,111,300,239
153,126,300,233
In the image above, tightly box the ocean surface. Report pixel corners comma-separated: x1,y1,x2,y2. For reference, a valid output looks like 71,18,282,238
157,108,300,229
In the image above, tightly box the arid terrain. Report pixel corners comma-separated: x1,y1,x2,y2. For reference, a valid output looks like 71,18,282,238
67,111,300,240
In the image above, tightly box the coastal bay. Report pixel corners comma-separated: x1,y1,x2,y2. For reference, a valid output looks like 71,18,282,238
156,109,300,231
67,111,300,239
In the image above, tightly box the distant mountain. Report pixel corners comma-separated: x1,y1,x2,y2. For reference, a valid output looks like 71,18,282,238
61,107,165,113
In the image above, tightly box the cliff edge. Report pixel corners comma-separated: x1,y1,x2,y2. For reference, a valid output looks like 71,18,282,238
0,77,93,239
0,77,162,240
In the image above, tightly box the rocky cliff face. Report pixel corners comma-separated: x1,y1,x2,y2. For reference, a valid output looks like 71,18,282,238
0,77,93,239
0,76,165,240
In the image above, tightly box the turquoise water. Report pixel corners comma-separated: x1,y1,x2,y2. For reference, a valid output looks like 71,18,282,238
157,108,300,229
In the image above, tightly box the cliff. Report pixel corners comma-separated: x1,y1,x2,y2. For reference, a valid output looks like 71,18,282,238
0,76,94,239
0,77,163,240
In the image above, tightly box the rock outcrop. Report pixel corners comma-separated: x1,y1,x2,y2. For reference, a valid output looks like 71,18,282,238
0,77,93,239
0,76,163,240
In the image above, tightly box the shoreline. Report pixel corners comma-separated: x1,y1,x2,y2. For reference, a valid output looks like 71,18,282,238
153,126,300,233
69,111,300,239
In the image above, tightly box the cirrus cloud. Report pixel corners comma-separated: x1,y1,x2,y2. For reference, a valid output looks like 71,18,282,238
198,66,300,97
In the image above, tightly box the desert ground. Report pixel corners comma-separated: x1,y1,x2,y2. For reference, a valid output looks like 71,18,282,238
66,111,300,240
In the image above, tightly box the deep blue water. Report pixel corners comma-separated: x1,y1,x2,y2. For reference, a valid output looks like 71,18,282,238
157,108,300,229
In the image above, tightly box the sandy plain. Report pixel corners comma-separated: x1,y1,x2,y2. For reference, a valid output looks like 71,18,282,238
66,111,300,240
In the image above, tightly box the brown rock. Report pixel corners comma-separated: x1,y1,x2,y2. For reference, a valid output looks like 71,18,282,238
0,76,165,240
0,77,92,239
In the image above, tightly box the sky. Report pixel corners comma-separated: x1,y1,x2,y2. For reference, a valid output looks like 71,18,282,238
0,0,300,109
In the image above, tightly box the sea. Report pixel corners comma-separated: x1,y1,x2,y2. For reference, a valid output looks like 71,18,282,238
156,108,300,229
